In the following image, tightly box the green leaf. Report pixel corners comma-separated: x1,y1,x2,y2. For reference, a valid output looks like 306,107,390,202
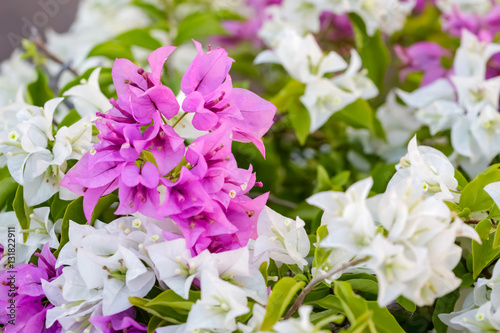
58,110,82,129
494,225,500,249
455,169,468,190
311,310,344,329
334,281,404,333
270,80,305,111
348,13,390,90
314,165,333,193
59,67,113,97
147,316,168,333
472,219,500,279
0,177,18,211
287,96,310,145
396,296,416,312
88,41,134,60
475,219,494,240
13,186,33,242
54,197,86,257
27,69,55,106
332,99,378,134
49,193,72,221
260,277,305,330
175,11,227,45
346,310,374,333
460,164,500,212
346,279,378,295
331,171,351,187
370,163,397,194
432,289,460,333
90,193,118,225
312,225,333,271
308,294,343,313
115,29,162,50
129,290,200,324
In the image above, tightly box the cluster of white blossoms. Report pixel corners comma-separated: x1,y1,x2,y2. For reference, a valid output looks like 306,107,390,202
34,205,312,332
255,28,378,132
308,136,479,307
44,217,160,330
435,0,493,16
259,0,416,41
0,94,92,206
440,260,500,332
398,30,500,176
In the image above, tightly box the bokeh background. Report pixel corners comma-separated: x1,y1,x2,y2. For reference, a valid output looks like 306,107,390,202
0,0,79,61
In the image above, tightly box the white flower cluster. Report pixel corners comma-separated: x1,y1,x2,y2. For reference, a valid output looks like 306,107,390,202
436,0,493,16
440,261,500,332
0,208,60,267
35,207,311,333
255,28,378,132
398,31,500,176
259,0,415,41
0,95,92,206
44,217,160,331
308,137,478,307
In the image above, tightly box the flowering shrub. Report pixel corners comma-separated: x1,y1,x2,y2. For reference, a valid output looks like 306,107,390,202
3,0,500,332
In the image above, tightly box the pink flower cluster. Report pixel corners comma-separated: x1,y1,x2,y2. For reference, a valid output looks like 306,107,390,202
61,42,276,254
0,244,62,332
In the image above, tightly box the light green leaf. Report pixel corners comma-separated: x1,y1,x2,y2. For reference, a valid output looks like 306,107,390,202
287,96,310,145
460,164,500,213
260,277,305,330
396,296,416,312
334,281,404,333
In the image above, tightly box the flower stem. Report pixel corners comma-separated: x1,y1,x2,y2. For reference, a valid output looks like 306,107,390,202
172,112,188,128
284,257,368,319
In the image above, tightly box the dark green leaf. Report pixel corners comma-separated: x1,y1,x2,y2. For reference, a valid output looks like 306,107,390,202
432,289,460,333
0,177,18,211
13,186,33,242
349,13,390,90
54,196,86,257
27,69,55,106
58,110,82,129
175,11,227,45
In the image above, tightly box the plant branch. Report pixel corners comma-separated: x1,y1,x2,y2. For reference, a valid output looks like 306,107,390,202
33,37,79,77
284,257,368,320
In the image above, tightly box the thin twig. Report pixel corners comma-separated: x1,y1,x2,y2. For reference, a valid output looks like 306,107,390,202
284,257,368,319
268,194,297,209
33,38,79,77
